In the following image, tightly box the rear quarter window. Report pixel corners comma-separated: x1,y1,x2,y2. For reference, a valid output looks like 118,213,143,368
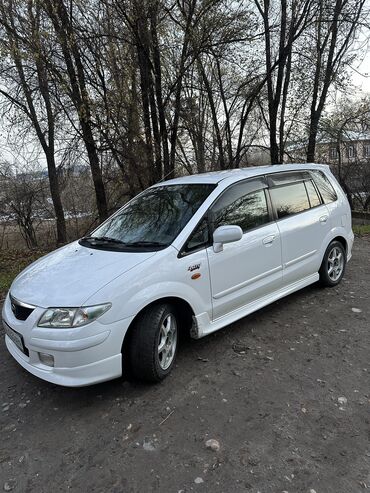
311,171,337,204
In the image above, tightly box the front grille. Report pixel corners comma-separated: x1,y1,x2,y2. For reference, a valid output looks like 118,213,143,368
10,295,35,321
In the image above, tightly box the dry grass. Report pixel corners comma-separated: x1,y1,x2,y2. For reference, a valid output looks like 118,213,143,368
353,224,370,236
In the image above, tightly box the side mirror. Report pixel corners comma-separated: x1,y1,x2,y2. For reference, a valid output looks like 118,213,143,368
213,225,243,253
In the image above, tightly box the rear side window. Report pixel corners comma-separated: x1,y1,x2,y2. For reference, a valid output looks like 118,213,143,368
212,184,270,233
270,182,310,219
304,180,321,207
311,171,337,204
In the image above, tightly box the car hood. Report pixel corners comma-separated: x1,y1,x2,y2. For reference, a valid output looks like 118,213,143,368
10,241,157,308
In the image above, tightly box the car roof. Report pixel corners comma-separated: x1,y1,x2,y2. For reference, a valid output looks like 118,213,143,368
153,163,329,186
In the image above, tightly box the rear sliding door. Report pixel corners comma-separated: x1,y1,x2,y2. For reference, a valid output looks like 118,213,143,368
267,171,331,286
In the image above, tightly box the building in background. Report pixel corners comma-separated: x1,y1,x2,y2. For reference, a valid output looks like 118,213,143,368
315,131,370,166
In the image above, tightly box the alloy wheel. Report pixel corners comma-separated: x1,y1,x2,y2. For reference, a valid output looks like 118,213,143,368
327,246,344,282
158,314,178,370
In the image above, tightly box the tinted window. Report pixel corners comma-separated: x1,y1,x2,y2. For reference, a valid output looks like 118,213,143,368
267,171,311,187
311,171,337,204
81,184,215,250
212,185,270,233
305,180,321,207
270,182,310,218
184,218,209,253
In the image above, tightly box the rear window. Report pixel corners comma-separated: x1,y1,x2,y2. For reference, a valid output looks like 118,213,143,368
311,171,337,204
270,182,310,219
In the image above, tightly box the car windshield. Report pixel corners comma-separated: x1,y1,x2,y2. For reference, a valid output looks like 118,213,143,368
80,184,216,251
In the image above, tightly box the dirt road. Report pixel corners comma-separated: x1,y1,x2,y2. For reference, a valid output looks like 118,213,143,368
1,237,369,493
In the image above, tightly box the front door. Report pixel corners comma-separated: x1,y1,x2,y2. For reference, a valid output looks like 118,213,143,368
206,179,283,320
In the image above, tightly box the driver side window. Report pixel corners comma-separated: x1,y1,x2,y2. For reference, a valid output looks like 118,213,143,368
211,182,270,233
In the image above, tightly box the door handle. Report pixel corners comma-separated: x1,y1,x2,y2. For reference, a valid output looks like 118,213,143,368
319,215,328,223
263,235,276,245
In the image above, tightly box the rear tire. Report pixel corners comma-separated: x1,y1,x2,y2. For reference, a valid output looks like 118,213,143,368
319,240,346,287
129,303,178,383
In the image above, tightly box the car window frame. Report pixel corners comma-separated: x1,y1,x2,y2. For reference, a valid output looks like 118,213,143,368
266,171,328,221
81,183,217,253
267,181,310,220
178,168,335,257
266,170,312,188
178,176,274,258
309,170,338,205
303,178,323,209
178,213,213,257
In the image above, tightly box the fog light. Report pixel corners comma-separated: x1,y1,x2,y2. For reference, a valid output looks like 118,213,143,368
38,352,54,367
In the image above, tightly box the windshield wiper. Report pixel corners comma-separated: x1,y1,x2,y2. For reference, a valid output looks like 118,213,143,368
81,236,126,244
123,241,167,247
80,237,167,249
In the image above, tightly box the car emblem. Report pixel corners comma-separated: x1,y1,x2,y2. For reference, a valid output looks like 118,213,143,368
188,263,201,272
11,301,16,314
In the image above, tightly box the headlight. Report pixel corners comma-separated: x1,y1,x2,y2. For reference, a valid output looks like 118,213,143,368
38,303,111,328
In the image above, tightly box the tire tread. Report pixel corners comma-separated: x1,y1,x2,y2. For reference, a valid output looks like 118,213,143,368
319,240,346,287
129,303,176,382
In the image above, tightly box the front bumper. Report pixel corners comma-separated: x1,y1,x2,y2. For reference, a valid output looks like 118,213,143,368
2,294,134,387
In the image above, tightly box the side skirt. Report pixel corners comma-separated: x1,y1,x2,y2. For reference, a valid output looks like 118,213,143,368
193,273,319,338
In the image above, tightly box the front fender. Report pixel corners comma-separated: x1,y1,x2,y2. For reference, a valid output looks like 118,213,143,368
120,280,203,318
84,247,212,324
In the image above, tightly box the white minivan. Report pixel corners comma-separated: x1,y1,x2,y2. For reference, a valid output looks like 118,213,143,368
2,164,354,386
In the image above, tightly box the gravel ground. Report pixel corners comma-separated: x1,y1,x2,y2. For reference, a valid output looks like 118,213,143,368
0,236,369,493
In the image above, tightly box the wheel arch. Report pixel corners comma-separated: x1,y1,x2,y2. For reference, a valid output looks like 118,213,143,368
320,235,348,269
319,235,347,287
121,296,195,374
331,235,347,254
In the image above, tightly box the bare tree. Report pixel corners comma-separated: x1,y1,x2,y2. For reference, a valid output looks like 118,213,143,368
319,97,370,209
0,0,368,253
306,0,366,162
0,0,67,244
43,0,108,221
0,163,48,248
254,0,316,164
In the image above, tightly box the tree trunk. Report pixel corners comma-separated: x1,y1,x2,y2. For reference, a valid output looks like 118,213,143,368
198,59,225,169
150,5,170,178
44,0,108,221
169,0,196,176
45,151,67,244
279,48,292,163
306,114,319,162
1,4,68,245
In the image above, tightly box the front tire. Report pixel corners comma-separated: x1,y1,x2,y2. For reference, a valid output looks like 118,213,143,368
319,240,346,287
129,303,178,382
